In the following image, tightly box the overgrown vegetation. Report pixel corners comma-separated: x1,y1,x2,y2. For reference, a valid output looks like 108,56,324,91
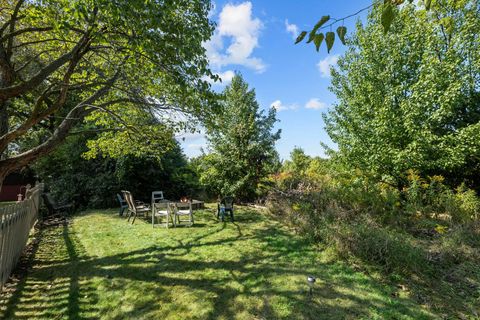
267,148,480,317
263,5,480,316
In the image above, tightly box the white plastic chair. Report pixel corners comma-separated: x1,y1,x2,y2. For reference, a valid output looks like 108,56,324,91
173,201,194,227
151,191,172,228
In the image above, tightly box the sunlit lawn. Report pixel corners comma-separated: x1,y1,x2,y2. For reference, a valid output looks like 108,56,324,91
0,205,434,319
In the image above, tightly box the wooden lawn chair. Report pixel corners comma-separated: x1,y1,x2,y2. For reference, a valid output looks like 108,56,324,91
123,190,150,224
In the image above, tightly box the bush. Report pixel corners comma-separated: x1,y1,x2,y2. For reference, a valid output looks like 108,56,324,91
266,163,480,279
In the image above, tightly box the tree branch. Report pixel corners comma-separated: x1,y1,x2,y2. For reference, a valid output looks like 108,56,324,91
0,27,53,43
0,33,89,102
0,72,119,173
6,0,26,58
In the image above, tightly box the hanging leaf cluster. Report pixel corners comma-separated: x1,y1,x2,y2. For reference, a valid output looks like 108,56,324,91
295,15,345,53
295,0,433,53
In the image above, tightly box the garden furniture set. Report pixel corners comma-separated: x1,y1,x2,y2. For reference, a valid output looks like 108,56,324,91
118,191,234,227
120,190,194,228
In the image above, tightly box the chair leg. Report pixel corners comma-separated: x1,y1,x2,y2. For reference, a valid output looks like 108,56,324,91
131,212,137,224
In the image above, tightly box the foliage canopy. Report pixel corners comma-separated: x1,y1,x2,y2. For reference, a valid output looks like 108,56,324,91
197,74,280,201
325,1,480,187
0,0,216,183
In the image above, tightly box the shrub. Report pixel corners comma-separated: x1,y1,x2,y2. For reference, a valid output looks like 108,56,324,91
267,164,480,279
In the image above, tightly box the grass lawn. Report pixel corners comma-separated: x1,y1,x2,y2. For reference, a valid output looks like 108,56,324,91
0,205,435,319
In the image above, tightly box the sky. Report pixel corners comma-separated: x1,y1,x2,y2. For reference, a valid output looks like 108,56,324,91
178,0,372,160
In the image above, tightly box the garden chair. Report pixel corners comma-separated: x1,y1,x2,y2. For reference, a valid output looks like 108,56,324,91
173,201,194,227
116,193,128,216
151,191,172,228
123,190,150,224
217,196,234,222
42,193,74,217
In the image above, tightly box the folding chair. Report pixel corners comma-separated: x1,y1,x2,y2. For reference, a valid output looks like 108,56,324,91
173,201,194,227
151,191,172,228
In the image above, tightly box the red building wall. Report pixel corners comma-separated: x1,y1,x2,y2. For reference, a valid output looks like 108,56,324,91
0,185,23,201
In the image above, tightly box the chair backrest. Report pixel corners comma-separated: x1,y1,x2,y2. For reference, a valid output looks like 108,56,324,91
152,191,169,211
151,191,164,202
154,201,170,211
175,201,192,211
221,197,234,209
122,190,135,211
116,193,126,205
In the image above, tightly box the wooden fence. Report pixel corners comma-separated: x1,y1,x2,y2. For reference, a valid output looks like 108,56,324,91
0,183,43,290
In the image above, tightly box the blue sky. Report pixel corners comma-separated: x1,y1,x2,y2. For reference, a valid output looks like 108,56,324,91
179,0,372,160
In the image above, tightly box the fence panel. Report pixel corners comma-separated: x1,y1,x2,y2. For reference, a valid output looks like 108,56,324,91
0,183,43,290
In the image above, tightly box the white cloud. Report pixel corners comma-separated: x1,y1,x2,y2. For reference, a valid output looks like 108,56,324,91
285,19,299,40
203,70,235,86
205,2,266,74
270,100,298,112
305,98,327,110
217,70,235,84
317,55,339,78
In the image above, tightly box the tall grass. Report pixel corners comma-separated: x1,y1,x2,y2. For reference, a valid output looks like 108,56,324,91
266,168,480,316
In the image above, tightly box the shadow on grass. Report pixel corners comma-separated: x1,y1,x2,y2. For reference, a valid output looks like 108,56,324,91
0,209,434,319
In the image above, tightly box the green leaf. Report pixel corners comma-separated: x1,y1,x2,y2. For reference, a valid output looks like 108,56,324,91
306,34,314,43
381,3,395,34
325,32,335,53
314,33,325,52
311,15,330,34
295,31,307,44
425,0,432,10
336,26,347,45
307,15,330,44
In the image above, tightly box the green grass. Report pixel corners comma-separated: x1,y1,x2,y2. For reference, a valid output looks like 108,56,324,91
0,205,435,319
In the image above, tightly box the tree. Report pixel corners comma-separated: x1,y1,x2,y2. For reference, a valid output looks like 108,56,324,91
199,74,281,201
34,129,199,208
0,0,217,186
283,147,312,175
325,1,480,188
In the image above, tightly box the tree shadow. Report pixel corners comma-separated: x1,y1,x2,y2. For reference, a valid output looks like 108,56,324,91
1,209,435,319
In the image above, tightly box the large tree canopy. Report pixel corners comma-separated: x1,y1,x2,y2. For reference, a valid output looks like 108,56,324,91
325,0,480,187
0,0,217,184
